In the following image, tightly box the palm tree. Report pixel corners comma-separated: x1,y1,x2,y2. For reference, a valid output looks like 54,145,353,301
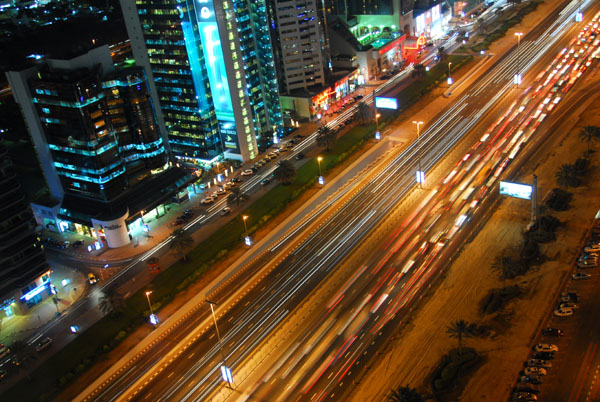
355,101,374,124
437,46,449,61
410,63,426,80
446,319,474,355
316,126,336,151
169,228,194,262
10,340,37,380
555,164,577,188
274,159,296,185
388,385,425,402
227,187,249,206
579,125,600,157
99,287,125,318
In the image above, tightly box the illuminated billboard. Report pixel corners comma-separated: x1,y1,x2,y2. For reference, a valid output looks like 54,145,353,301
499,181,533,200
375,97,398,110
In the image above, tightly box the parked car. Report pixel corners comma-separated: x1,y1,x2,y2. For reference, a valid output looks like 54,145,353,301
0,369,5,380
35,337,53,352
171,219,185,226
512,391,538,401
532,351,554,360
224,181,236,189
559,302,578,309
561,291,578,302
73,240,84,248
584,245,600,253
200,197,214,205
573,272,591,280
534,344,558,353
542,327,564,337
579,253,598,261
268,152,278,159
278,146,288,152
232,177,243,183
526,359,551,368
241,169,254,176
88,273,98,285
220,207,231,216
61,241,71,249
524,366,547,376
520,375,542,385
578,261,598,268
554,307,574,317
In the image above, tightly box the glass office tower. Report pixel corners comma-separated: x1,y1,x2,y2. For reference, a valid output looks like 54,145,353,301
121,0,283,163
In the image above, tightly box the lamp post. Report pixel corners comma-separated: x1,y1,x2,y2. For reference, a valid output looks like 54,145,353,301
242,215,249,238
317,156,324,186
514,32,523,88
145,291,153,316
206,300,232,389
375,113,381,139
413,120,424,188
447,62,453,85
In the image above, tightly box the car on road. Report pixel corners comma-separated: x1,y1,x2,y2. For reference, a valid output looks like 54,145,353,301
295,152,305,160
534,344,558,353
554,307,574,317
520,375,543,385
559,302,578,309
524,366,547,376
542,327,564,337
573,272,591,280
220,207,231,216
241,169,254,176
88,273,98,285
35,337,53,352
260,177,271,186
526,359,551,368
200,197,214,205
232,177,243,183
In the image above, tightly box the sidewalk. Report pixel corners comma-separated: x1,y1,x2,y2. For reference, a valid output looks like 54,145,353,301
0,263,87,346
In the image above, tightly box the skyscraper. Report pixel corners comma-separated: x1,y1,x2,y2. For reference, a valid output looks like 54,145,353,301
0,144,51,315
267,0,331,94
121,0,283,163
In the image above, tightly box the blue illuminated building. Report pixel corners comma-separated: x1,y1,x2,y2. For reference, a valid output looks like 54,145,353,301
7,46,191,248
121,0,283,162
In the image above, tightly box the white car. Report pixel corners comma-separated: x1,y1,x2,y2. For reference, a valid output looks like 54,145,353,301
200,197,214,205
524,366,547,376
573,272,591,280
554,308,573,317
220,207,231,216
241,169,254,176
584,245,600,253
534,343,558,353
216,187,227,195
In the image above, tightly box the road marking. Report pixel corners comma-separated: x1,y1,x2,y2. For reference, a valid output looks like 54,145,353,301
167,372,174,378
570,342,598,402
187,352,195,359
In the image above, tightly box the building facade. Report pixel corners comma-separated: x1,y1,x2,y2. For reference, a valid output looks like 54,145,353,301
0,144,51,316
6,46,190,248
267,0,331,94
120,0,283,163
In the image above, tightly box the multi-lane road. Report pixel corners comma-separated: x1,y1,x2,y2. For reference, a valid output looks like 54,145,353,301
76,1,600,401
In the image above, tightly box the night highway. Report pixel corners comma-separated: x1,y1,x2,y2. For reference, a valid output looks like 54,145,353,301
63,1,600,401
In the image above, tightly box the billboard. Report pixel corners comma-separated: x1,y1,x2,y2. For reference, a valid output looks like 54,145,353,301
375,97,398,110
499,181,533,200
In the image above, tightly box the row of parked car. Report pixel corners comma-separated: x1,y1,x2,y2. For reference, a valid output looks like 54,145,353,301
200,178,243,205
512,342,561,401
43,237,84,249
171,209,195,226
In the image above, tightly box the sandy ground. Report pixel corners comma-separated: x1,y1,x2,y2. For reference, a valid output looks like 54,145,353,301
348,5,600,402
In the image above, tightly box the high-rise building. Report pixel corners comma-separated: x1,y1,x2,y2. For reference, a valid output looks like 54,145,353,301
0,144,51,316
120,0,283,163
267,0,331,94
7,46,188,248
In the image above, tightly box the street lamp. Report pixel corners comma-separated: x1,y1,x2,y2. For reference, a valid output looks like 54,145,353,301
146,291,158,325
206,300,233,389
514,32,523,87
375,113,381,139
317,156,324,186
242,215,252,246
447,62,453,85
412,120,424,188
242,215,249,238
